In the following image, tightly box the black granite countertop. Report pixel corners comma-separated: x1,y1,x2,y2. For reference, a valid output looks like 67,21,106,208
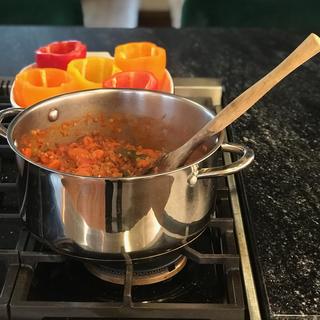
0,27,319,319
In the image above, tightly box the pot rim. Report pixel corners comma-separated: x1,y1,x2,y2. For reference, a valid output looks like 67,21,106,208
7,88,224,181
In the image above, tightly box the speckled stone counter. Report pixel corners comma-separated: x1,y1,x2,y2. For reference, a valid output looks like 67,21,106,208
217,30,320,319
0,27,319,319
222,30,320,319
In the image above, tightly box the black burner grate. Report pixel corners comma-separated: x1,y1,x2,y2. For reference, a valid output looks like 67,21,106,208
0,253,19,320
0,78,12,104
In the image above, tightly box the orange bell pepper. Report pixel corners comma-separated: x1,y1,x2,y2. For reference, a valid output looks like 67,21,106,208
114,42,166,83
13,68,77,108
67,57,119,89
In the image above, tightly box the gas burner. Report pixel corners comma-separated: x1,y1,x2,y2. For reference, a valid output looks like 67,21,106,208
85,254,187,285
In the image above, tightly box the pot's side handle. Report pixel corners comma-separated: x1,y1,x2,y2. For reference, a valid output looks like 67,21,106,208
0,108,23,138
197,143,254,178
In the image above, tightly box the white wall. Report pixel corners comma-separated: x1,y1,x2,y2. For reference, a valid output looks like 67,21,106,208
82,0,185,28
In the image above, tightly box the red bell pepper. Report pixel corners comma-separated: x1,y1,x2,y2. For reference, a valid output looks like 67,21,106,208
103,71,158,90
35,40,87,70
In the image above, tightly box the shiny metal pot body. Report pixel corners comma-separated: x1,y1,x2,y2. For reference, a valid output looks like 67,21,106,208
0,89,254,261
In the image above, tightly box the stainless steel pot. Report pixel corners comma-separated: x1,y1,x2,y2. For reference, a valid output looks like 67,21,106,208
0,89,254,261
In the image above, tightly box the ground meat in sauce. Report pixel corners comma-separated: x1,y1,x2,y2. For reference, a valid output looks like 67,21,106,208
20,132,162,177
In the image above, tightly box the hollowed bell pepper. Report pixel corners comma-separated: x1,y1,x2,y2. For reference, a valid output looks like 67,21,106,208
67,57,119,89
102,71,158,91
35,40,87,70
13,68,77,108
114,42,166,83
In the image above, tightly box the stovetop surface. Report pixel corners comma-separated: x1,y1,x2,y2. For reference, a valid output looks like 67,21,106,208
24,226,228,304
0,78,258,320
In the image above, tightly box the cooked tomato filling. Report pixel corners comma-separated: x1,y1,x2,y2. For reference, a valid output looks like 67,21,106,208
20,133,162,177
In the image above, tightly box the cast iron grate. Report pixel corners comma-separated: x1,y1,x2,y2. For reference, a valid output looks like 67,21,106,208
9,209,244,319
0,78,12,104
0,252,19,320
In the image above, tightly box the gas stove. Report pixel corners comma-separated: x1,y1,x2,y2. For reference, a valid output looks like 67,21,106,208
0,78,261,320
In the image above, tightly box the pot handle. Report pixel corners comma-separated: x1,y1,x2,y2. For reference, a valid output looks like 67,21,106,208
197,143,254,178
0,108,23,138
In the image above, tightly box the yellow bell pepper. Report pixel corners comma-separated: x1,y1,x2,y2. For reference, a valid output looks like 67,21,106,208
67,57,119,89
